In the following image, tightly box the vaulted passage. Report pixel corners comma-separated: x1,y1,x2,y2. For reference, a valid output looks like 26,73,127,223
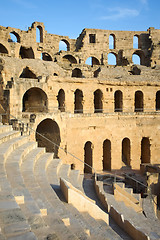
135,90,143,112
94,89,103,113
103,139,111,171
72,68,82,78
84,141,93,173
122,138,131,167
0,44,8,54
74,89,83,113
22,87,48,112
19,46,34,59
57,89,65,112
19,67,37,79
36,119,61,157
114,90,123,112
141,137,150,164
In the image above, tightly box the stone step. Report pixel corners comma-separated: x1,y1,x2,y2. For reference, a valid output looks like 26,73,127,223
69,169,84,192
58,164,71,181
0,130,20,145
0,125,13,134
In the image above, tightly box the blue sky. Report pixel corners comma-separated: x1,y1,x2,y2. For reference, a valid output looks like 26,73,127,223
0,0,159,39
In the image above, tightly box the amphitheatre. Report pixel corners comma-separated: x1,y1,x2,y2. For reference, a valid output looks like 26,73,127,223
0,21,160,239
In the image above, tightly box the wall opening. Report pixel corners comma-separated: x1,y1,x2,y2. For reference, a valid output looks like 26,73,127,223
94,89,103,113
72,68,82,78
59,40,70,51
122,138,131,167
141,137,150,164
135,90,143,112
19,46,34,59
36,119,61,158
74,89,83,113
85,57,100,66
108,53,117,65
41,52,52,61
109,34,115,49
62,55,77,64
133,35,139,49
8,32,20,43
36,26,43,43
89,34,96,43
0,44,8,54
84,141,93,173
57,89,65,112
22,87,48,112
114,90,123,112
103,139,111,171
156,91,160,110
19,67,37,79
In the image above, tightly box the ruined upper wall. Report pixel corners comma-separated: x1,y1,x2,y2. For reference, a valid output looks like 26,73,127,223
0,22,159,67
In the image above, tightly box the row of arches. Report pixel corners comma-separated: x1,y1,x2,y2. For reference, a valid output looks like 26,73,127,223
109,35,141,50
0,42,144,66
84,137,150,173
22,88,160,113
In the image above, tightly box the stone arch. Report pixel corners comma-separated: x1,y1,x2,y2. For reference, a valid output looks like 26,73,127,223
74,89,83,113
85,56,100,66
72,68,82,78
19,46,34,59
122,138,131,167
94,89,103,113
135,90,143,112
19,67,37,79
41,52,52,61
109,34,116,49
103,139,111,171
22,87,48,112
36,25,43,43
156,90,160,111
84,141,93,173
8,31,20,43
0,43,8,54
141,137,150,164
59,39,70,51
108,52,117,65
36,119,61,158
114,90,123,112
62,54,77,64
57,89,65,112
132,50,145,65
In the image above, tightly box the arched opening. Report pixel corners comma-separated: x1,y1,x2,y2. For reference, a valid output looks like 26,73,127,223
85,57,100,66
0,44,8,54
57,89,65,112
22,87,48,112
108,53,117,65
41,52,52,61
94,89,103,113
8,31,20,43
19,67,37,79
156,91,160,111
141,137,150,164
74,89,83,113
36,26,43,43
62,55,77,64
133,35,139,49
94,68,101,78
132,54,140,65
72,68,82,78
132,51,145,65
103,139,111,171
114,90,123,112
122,138,131,167
84,141,93,173
19,46,34,59
36,119,61,157
135,90,143,112
109,34,116,49
59,40,70,51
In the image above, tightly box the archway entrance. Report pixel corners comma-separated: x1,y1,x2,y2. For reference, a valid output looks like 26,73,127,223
94,89,103,113
141,137,150,164
84,141,93,173
122,138,131,166
22,87,48,112
114,90,123,112
36,119,61,158
103,139,111,171
135,91,143,112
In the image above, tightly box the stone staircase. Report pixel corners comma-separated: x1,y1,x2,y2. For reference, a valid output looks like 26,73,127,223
0,123,129,240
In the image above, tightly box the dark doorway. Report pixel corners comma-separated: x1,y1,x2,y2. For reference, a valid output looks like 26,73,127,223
141,137,150,164
103,139,111,171
122,138,131,166
84,141,93,173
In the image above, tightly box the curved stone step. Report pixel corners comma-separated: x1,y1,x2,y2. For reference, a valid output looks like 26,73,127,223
0,130,20,145
69,169,84,192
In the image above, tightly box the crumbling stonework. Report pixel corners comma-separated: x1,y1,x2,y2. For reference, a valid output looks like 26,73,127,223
1,22,160,173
